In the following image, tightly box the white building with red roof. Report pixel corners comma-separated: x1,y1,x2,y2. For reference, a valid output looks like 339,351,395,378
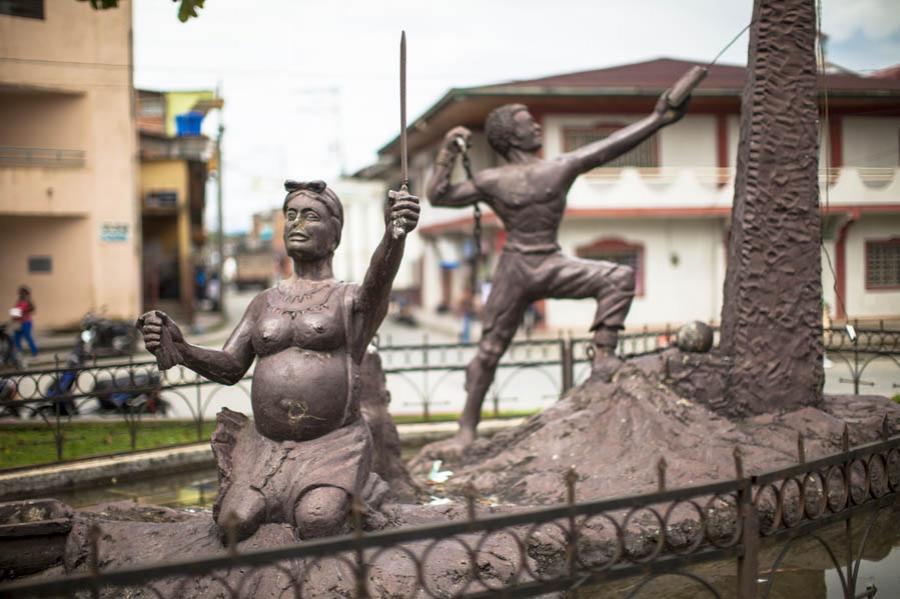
359,58,900,331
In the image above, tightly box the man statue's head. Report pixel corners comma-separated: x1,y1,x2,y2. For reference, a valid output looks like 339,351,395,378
485,104,543,159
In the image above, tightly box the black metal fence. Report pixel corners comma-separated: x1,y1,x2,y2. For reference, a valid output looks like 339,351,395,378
1,326,898,468
1,431,897,598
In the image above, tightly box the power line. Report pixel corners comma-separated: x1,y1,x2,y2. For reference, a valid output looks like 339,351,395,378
816,0,851,327
707,22,753,67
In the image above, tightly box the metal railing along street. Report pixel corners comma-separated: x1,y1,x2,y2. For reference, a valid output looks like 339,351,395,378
0,325,897,468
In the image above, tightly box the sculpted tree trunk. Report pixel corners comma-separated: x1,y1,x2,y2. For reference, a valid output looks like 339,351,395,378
719,0,824,414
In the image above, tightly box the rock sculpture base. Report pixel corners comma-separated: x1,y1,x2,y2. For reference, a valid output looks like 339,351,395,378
3,353,898,596
411,350,899,504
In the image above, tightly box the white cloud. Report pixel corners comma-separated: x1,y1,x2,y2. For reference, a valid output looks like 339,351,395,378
823,0,900,41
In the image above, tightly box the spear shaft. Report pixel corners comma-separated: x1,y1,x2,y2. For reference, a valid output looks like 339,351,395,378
400,30,408,190
391,30,408,240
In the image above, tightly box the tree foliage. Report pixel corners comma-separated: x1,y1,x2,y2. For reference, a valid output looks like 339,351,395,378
79,0,206,22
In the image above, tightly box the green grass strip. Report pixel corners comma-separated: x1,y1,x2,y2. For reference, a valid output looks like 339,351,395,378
0,409,537,470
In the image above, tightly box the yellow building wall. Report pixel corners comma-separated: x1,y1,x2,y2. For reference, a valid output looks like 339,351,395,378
141,160,189,202
140,159,193,313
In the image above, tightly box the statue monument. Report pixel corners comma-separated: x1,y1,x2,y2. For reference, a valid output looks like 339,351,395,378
3,13,900,597
425,69,703,448
138,180,420,541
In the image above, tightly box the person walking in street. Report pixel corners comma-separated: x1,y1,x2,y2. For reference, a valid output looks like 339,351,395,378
12,286,38,358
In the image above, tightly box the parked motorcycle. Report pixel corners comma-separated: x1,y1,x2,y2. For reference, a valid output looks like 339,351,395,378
29,336,87,417
91,370,167,415
81,314,138,357
0,323,22,370
0,377,19,418
28,335,168,418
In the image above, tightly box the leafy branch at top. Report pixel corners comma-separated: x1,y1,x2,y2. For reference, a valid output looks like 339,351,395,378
79,0,206,22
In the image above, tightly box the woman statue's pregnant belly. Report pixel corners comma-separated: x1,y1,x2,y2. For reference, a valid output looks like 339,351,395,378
251,348,349,441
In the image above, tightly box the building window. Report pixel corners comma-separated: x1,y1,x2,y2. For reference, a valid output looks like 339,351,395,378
138,96,165,118
28,255,52,273
563,124,659,168
865,238,900,289
0,0,44,19
145,190,178,209
576,237,645,296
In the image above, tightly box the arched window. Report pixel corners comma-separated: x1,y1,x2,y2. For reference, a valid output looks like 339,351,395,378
576,237,645,296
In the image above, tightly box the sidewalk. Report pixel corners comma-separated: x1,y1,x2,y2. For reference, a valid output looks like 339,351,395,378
25,309,228,367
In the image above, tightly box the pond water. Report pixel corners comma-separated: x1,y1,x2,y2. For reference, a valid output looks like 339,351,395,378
52,468,900,599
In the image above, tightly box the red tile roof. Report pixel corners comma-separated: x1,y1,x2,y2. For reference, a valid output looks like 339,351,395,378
471,58,900,94
869,64,900,80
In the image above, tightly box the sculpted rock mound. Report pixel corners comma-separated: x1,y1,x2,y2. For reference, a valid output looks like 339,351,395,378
410,350,900,504
5,352,898,597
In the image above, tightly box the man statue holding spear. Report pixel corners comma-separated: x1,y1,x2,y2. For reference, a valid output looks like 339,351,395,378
426,67,707,450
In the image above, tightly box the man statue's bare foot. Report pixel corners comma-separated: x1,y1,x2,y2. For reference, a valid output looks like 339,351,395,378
591,346,622,382
425,427,475,461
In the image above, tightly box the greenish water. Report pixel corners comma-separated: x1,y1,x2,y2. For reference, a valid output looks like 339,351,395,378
52,467,218,509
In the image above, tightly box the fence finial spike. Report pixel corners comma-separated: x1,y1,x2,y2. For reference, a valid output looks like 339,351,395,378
564,467,578,504
349,493,367,597
881,413,890,441
350,493,365,539
733,446,744,480
464,482,478,523
88,523,102,576
657,456,668,492
842,423,850,452
797,431,805,464
222,511,238,555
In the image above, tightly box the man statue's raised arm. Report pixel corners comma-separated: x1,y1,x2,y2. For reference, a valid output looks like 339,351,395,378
426,126,482,208
564,92,687,175
563,67,706,176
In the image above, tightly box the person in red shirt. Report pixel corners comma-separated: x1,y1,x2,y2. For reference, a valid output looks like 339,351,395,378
12,286,38,357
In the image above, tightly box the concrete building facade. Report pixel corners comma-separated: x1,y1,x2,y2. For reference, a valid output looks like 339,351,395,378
363,59,900,331
0,0,139,329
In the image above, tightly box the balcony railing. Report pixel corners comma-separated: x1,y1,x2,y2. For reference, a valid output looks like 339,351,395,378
0,146,86,167
568,166,900,211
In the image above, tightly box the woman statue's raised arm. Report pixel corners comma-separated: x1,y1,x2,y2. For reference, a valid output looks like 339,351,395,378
353,188,420,362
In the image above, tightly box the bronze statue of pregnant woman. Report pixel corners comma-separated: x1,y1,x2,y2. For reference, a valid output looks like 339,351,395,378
137,180,419,542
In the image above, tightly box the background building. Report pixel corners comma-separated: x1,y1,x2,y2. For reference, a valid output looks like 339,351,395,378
362,58,900,330
0,0,139,329
137,89,221,323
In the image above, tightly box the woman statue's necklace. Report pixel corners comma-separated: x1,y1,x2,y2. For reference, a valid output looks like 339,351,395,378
269,281,339,320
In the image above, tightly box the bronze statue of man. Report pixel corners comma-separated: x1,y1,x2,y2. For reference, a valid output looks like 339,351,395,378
426,83,693,449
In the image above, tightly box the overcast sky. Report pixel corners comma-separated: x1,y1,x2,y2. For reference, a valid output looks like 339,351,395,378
132,0,900,233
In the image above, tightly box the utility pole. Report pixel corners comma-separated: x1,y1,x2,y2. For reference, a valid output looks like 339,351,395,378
216,122,225,314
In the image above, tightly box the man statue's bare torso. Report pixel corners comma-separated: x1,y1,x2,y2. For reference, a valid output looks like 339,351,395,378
476,160,571,248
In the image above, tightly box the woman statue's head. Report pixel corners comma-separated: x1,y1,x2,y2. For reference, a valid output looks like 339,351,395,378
282,180,344,260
